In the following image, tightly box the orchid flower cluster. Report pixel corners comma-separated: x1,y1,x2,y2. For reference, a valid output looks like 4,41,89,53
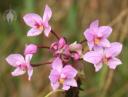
5,4,122,92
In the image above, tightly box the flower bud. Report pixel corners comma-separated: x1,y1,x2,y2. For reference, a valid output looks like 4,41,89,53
24,44,37,55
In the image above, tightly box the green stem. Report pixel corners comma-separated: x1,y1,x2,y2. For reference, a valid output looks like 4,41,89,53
99,65,108,90
99,65,108,97
44,89,64,97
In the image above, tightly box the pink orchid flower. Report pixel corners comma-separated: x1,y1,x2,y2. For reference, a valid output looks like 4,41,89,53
24,44,37,55
23,5,52,37
84,20,112,50
6,54,33,80
49,57,77,90
83,42,122,71
69,42,82,60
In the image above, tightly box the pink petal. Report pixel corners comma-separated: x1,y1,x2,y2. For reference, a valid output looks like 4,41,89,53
24,44,37,55
62,45,70,55
27,28,42,36
58,38,66,49
108,58,122,69
52,57,63,72
62,65,77,79
23,13,43,28
93,46,103,51
84,29,94,41
99,39,110,47
105,42,122,57
71,52,80,60
83,50,103,64
25,54,32,65
49,69,60,84
94,62,103,72
42,5,52,23
11,67,26,76
69,42,82,54
50,42,58,52
27,66,33,80
98,26,112,38
90,20,99,28
51,82,60,90
87,41,94,50
64,79,77,87
44,24,51,37
62,85,70,90
6,54,25,67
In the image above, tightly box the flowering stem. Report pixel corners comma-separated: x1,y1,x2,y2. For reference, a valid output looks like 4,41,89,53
100,70,114,97
44,89,64,97
37,45,50,49
79,39,86,44
51,29,60,40
31,62,51,67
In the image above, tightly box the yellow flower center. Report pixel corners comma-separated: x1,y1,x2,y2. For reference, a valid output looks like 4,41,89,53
94,38,100,45
59,78,65,84
38,25,43,30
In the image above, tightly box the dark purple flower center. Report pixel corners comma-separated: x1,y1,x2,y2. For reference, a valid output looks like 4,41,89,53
103,56,111,64
19,64,27,71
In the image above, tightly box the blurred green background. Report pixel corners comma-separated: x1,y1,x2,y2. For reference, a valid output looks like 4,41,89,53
0,0,128,97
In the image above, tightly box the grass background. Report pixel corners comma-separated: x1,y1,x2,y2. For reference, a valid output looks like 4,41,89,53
0,0,128,97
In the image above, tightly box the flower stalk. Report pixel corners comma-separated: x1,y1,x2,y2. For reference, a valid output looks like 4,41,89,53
51,29,60,39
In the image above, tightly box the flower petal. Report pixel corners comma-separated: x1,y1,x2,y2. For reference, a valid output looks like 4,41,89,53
87,41,94,50
69,42,82,54
11,67,26,76
105,42,122,57
58,38,66,49
49,69,60,84
42,5,52,23
84,29,94,41
25,54,32,65
44,23,51,37
99,39,110,47
64,79,77,87
23,13,43,27
108,58,122,69
52,57,63,72
51,82,60,90
90,20,99,28
94,62,103,72
62,65,77,79
62,85,70,90
27,28,42,36
83,50,103,64
24,44,37,55
98,26,112,38
27,66,33,80
64,45,70,54
71,52,80,60
6,54,25,67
